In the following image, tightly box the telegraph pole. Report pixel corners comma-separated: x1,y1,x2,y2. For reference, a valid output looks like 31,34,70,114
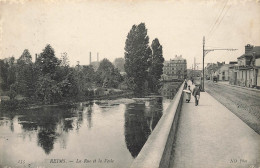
201,36,237,91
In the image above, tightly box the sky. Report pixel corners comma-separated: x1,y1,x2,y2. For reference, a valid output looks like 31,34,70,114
0,0,260,69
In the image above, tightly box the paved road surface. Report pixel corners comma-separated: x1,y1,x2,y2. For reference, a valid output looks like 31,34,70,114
205,81,260,134
170,82,260,168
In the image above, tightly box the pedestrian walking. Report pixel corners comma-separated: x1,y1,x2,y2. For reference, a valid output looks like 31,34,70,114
192,84,201,106
185,85,191,103
184,79,187,89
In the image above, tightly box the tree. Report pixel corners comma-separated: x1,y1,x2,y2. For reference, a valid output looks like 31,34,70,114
7,57,16,91
60,52,70,67
74,65,95,98
35,74,62,104
17,49,32,65
95,58,122,88
108,68,123,88
16,49,35,97
35,44,60,75
148,38,164,93
82,65,95,83
114,58,125,72
0,60,9,91
34,44,63,103
124,23,151,96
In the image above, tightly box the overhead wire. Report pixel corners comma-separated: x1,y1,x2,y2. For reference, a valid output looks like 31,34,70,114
202,0,235,70
201,1,230,69
206,0,229,39
208,4,232,41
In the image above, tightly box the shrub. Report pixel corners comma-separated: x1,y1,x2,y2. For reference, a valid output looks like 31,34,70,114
0,99,29,111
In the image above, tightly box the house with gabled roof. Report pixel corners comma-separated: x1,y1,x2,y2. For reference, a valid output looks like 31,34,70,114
235,44,260,88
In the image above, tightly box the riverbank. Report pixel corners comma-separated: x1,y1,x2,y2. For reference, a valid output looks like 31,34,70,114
0,90,134,111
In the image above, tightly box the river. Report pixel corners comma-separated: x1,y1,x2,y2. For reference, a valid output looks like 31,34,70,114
0,96,173,168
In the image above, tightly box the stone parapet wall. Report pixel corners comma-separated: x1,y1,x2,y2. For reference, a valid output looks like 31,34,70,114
130,82,184,168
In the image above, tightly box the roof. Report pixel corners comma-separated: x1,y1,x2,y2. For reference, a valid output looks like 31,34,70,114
229,61,238,64
171,56,186,61
238,46,260,59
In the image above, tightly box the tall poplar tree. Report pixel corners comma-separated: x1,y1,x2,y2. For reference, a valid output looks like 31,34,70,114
148,38,164,93
124,23,151,96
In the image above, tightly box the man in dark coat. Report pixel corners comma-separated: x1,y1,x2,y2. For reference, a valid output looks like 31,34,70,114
184,79,187,89
192,85,201,106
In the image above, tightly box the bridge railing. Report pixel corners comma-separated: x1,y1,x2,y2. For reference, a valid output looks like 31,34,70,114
130,82,184,168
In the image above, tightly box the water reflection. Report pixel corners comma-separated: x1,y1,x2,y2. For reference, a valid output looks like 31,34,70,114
0,106,80,155
0,97,171,167
38,129,57,154
124,98,163,158
160,82,182,99
86,105,93,128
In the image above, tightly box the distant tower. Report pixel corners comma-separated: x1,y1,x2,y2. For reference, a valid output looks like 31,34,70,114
97,52,99,62
89,52,92,65
194,57,196,70
35,54,38,62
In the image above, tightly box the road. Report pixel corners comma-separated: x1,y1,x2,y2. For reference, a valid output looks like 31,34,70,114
205,81,260,134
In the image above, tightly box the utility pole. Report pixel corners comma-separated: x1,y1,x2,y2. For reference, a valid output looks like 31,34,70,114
202,36,205,91
201,36,237,91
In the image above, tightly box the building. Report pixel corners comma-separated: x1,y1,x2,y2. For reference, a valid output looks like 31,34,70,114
216,64,233,81
225,61,238,85
162,55,187,81
229,63,239,85
234,44,260,88
204,62,225,80
187,69,202,79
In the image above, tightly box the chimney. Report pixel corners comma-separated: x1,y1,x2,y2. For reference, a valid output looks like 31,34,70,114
194,57,196,70
35,54,38,62
97,52,99,62
245,44,253,54
89,52,92,65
